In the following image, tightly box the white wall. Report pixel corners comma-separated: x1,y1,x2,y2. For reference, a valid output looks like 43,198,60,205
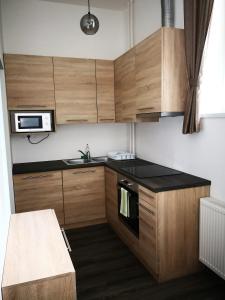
134,0,225,201
133,0,184,44
1,0,130,163
0,4,14,297
12,124,129,163
136,117,225,200
2,0,128,59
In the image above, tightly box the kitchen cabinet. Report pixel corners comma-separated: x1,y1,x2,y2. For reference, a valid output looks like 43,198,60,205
63,167,106,227
139,187,158,275
4,54,55,110
13,171,64,225
105,167,118,224
53,57,97,124
105,168,139,255
114,49,136,122
2,210,76,300
135,28,187,119
137,185,210,282
96,60,115,123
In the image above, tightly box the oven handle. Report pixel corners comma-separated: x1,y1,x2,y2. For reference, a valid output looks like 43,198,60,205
118,182,138,197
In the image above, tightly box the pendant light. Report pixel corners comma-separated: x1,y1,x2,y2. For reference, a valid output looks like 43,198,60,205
80,0,99,35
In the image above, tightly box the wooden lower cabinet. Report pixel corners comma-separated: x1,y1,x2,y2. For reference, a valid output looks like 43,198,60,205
105,171,210,282
2,210,76,300
105,167,139,255
13,171,64,225
139,197,158,275
63,167,106,228
105,167,118,224
137,185,210,282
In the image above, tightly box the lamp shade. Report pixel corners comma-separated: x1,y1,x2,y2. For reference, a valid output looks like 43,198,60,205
80,12,99,35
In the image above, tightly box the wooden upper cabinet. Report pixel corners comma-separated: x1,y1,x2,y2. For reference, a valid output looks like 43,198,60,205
114,49,136,123
4,54,55,110
135,31,161,114
63,167,106,227
13,171,64,225
53,57,97,124
135,28,187,117
96,60,115,123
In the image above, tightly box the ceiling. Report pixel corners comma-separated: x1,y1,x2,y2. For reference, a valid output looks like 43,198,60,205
41,0,129,11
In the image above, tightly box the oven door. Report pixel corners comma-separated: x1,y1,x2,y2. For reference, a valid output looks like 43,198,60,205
118,182,139,237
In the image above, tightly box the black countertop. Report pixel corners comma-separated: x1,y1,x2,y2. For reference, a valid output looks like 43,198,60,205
13,158,211,193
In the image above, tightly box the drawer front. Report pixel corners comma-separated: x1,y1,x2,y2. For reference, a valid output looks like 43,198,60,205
14,171,64,225
139,205,156,240
139,190,158,274
139,185,157,210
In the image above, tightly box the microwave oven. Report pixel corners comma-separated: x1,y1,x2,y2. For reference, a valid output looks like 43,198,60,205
10,111,55,133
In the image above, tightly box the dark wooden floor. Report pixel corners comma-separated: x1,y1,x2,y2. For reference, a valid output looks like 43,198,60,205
66,224,225,300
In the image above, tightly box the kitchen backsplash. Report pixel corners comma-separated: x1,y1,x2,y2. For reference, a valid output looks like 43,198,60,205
11,123,129,163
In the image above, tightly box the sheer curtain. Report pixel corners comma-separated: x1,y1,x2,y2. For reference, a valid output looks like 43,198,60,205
198,0,225,116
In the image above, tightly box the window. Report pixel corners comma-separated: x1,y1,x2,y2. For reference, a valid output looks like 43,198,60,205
198,0,225,116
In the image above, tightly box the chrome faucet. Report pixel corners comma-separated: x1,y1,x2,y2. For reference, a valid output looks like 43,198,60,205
78,144,91,161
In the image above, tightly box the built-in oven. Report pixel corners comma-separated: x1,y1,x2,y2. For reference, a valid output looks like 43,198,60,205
117,174,139,237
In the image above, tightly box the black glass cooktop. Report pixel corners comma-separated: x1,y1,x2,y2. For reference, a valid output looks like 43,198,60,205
121,164,182,179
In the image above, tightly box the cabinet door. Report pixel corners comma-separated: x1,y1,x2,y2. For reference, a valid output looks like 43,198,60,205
96,60,115,123
161,28,187,112
4,54,55,110
114,49,136,122
105,167,118,224
14,171,64,225
135,30,161,114
54,57,97,124
63,167,105,226
138,186,158,274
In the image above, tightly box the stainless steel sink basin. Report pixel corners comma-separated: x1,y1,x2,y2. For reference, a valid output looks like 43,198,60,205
63,158,96,166
92,156,109,162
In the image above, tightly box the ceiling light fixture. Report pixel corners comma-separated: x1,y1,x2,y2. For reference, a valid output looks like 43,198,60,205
80,0,99,35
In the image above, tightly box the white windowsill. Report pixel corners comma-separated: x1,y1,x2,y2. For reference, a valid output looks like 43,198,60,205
200,113,225,119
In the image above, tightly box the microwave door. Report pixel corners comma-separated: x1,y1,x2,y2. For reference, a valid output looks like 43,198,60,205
18,116,43,130
11,111,54,133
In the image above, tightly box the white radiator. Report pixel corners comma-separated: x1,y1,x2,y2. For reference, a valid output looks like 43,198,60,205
199,197,225,280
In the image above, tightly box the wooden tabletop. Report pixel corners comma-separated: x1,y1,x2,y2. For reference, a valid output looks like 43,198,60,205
2,209,75,288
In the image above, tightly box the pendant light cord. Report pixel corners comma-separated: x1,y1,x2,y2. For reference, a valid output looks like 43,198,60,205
88,0,90,14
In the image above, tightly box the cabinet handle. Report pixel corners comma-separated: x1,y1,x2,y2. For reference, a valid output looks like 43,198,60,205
72,169,96,175
137,107,155,111
66,119,89,122
16,105,48,108
22,174,52,180
99,118,115,122
139,189,155,200
139,203,155,216
122,118,134,122
61,228,72,252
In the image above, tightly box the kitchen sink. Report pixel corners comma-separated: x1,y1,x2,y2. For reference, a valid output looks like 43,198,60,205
63,158,96,166
92,156,109,162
